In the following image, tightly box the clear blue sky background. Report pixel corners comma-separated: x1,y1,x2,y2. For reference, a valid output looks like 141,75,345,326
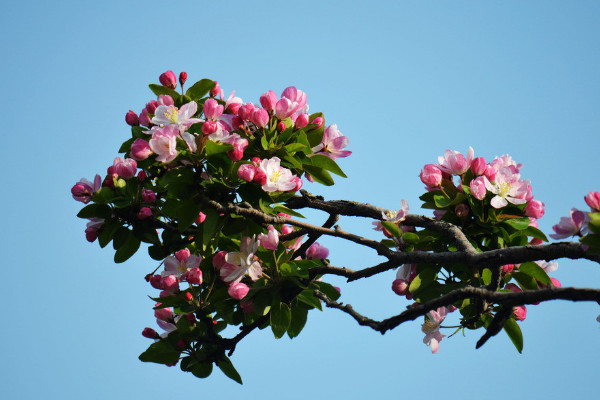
2,1,599,399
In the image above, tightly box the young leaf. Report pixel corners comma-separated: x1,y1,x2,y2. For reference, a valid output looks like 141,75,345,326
216,356,243,385
308,154,347,177
518,262,551,286
503,317,523,353
381,221,403,238
303,165,334,186
270,300,291,339
186,79,215,100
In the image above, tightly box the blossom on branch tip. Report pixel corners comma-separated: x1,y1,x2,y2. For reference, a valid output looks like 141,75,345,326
228,282,250,300
437,147,473,175
258,157,298,192
422,307,447,354
149,125,179,163
585,191,600,212
71,175,101,204
483,168,529,208
258,225,279,250
159,70,177,89
311,124,351,160
550,208,589,239
306,242,329,259
152,101,201,132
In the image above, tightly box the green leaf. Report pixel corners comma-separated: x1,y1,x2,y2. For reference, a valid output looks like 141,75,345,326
311,281,341,301
401,232,420,244
503,317,523,353
502,217,531,231
204,140,233,155
287,305,309,338
481,268,492,285
176,197,203,232
260,135,269,150
216,356,243,385
97,218,121,248
409,268,437,294
192,362,213,379
380,221,403,238
114,230,141,263
308,154,347,177
201,208,220,248
186,79,215,100
581,233,600,253
518,261,551,285
280,262,309,278
270,300,291,339
77,204,112,219
149,84,180,99
511,271,539,290
119,137,135,154
284,143,308,154
303,165,334,186
139,340,181,364
296,290,322,310
523,226,548,242
433,193,466,208
272,204,305,218
588,213,600,234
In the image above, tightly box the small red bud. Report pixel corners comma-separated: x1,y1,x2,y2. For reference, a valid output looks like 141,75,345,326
179,72,188,87
277,121,286,133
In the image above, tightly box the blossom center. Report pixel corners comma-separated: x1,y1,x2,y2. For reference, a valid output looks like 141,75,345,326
421,320,439,333
269,168,284,182
165,108,179,124
498,181,512,198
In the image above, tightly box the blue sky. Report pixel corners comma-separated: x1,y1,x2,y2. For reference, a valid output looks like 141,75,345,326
2,1,600,399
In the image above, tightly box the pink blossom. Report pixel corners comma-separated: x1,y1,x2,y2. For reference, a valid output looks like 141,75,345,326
203,98,224,121
502,264,515,274
227,137,248,162
281,225,294,235
258,157,298,192
437,147,473,175
484,168,529,208
392,279,410,296
196,212,206,224
212,251,227,270
113,157,137,179
159,70,177,89
237,103,256,121
251,108,269,128
470,157,487,176
138,108,152,127
142,327,160,339
524,200,545,219
422,307,447,354
372,200,409,231
152,101,201,132
154,304,174,321
260,90,277,113
228,282,250,300
223,236,262,283
290,176,303,192
275,98,296,119
306,242,329,259
71,175,102,203
420,164,442,187
469,176,486,200
186,267,203,285
550,208,590,239
455,204,469,218
258,225,279,250
85,218,104,242
396,264,417,282
163,252,202,278
141,189,156,203
149,125,179,163
161,275,179,293
125,110,139,126
585,191,600,211
237,164,256,182
295,113,309,129
281,86,307,114
210,81,220,97
311,116,324,128
224,91,243,114
311,124,351,160
130,138,153,161
158,95,174,106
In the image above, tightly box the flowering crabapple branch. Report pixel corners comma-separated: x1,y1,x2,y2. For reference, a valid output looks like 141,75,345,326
72,71,600,383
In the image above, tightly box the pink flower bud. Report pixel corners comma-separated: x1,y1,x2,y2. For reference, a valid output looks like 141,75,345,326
179,72,188,86
237,103,255,121
295,113,309,129
392,279,410,296
505,283,522,292
125,110,139,126
139,109,152,127
228,139,248,162
210,81,220,97
185,292,193,301
161,275,179,293
258,225,279,250
585,191,600,211
159,70,177,90
311,116,324,129
502,264,515,274
260,90,277,113
138,207,152,220
157,95,174,106
213,251,227,270
470,157,487,176
196,212,206,224
137,171,147,181
150,275,163,289
513,305,527,321
524,200,545,219
420,164,442,187
154,305,174,321
130,138,153,161
253,168,267,185
550,277,562,288
289,176,303,192
175,248,191,262
228,282,250,300
85,227,99,242
113,157,137,179
281,225,294,235
277,121,286,133
186,267,203,285
202,120,218,135
306,242,329,259
251,108,269,128
142,327,160,339
455,204,469,218
237,164,256,182
145,100,158,115
141,189,156,203
203,98,224,121
470,176,487,200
